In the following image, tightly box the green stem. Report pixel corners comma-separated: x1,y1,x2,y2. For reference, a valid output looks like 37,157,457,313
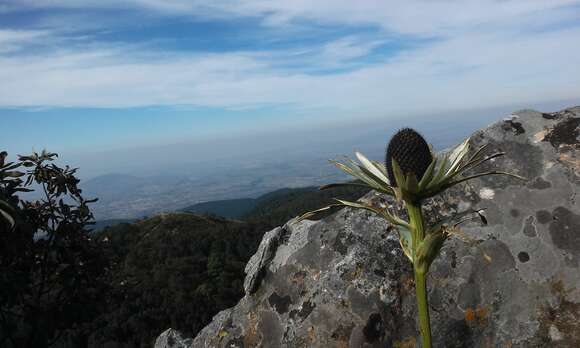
406,202,432,348
406,203,426,258
414,268,432,348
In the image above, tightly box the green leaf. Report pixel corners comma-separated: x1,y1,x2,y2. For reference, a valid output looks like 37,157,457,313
370,160,388,177
14,188,34,193
5,171,25,178
396,225,414,262
457,152,505,175
355,152,390,184
344,157,388,188
356,166,394,195
459,143,489,171
446,138,470,176
405,172,420,195
296,204,341,222
418,158,436,191
442,171,527,190
415,230,448,273
1,162,21,171
391,158,406,188
431,152,449,187
333,199,408,227
330,160,382,191
330,158,394,196
428,209,486,234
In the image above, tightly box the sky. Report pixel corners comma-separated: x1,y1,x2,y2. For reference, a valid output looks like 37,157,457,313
1,0,580,176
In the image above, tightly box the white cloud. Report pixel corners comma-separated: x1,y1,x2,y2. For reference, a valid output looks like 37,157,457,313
0,0,579,118
6,1,580,36
318,36,385,65
1,24,579,115
0,29,52,53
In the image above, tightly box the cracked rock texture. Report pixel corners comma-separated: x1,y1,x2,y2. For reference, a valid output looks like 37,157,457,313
156,106,580,347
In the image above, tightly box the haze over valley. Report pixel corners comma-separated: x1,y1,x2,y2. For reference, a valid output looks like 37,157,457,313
77,101,573,220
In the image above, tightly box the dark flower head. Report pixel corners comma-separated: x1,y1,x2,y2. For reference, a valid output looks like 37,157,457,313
386,128,433,187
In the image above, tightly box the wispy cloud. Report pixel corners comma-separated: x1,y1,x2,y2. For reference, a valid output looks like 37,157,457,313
0,29,52,53
1,0,579,119
11,0,577,34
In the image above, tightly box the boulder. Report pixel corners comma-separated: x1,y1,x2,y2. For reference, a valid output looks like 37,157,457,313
160,106,580,347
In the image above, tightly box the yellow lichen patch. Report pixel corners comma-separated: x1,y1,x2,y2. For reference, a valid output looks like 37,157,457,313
394,336,416,348
218,330,228,338
352,265,364,279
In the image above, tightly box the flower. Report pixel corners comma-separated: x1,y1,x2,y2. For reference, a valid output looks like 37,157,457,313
297,130,524,264
386,128,433,187
297,128,525,348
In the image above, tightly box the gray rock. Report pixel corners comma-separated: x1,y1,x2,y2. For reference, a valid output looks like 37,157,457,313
244,226,284,295
155,329,194,348
159,106,580,347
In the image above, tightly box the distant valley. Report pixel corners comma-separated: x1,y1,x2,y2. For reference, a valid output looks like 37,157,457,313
82,156,350,220
91,186,326,230
81,109,504,220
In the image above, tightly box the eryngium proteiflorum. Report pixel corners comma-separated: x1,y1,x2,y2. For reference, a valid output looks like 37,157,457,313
386,128,433,187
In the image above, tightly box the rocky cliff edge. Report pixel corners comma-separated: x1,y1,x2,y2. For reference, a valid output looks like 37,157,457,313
156,106,580,348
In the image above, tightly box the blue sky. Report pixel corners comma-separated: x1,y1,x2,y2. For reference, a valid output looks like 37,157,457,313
1,0,580,163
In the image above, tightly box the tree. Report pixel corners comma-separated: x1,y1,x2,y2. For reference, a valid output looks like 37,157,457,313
0,150,106,347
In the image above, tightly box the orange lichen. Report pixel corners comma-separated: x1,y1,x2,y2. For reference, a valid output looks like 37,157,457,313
308,326,316,343
465,306,489,327
243,312,260,347
476,306,489,327
465,308,476,323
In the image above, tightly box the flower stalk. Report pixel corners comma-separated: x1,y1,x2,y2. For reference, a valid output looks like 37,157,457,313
407,200,431,347
297,128,525,347
414,266,431,348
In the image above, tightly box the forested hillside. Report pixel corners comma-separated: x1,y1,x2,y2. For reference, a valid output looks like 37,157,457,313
89,214,267,347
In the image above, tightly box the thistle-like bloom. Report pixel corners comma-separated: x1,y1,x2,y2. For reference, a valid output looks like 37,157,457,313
386,128,433,188
298,129,524,348
300,131,520,224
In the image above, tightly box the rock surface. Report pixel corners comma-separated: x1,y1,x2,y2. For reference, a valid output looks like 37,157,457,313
155,329,194,348
157,106,580,348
